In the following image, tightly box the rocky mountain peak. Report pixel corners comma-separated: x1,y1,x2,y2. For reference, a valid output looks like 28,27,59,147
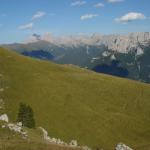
24,32,150,54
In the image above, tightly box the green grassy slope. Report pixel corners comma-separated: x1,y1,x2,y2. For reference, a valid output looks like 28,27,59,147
0,47,150,150
0,121,81,150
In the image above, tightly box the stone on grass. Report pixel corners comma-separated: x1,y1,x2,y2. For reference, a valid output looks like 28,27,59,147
116,143,133,150
0,114,9,122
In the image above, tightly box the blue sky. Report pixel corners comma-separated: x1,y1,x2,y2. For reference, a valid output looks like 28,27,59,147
0,0,150,43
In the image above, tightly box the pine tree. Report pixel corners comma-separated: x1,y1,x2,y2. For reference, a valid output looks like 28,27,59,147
17,103,35,128
17,103,26,123
24,105,35,128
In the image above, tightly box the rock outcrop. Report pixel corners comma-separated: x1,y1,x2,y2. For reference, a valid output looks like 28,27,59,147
39,127,69,146
39,127,92,150
0,114,28,138
116,143,133,150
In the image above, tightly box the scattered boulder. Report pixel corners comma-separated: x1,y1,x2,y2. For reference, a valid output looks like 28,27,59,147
0,114,9,122
8,123,22,132
69,140,78,147
0,114,28,138
39,127,92,150
39,127,50,141
116,143,133,150
39,127,81,148
51,137,57,143
7,123,28,138
39,127,68,145
56,138,64,145
17,122,23,127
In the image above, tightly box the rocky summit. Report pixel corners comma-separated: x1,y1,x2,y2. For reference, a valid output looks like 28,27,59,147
25,32,150,54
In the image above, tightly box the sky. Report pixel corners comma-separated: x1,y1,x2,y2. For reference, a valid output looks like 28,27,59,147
0,0,150,43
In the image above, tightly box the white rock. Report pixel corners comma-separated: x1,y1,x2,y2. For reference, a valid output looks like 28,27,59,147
1,120,27,138
51,137,57,143
7,123,28,137
39,127,50,141
17,122,23,127
39,127,91,149
7,123,22,133
116,143,133,150
56,138,63,144
0,114,9,122
69,140,78,147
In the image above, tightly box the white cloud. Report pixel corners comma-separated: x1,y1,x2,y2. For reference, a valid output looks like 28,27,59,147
94,3,104,8
80,14,98,20
32,11,46,20
19,23,33,30
107,0,124,3
71,1,87,6
115,12,146,23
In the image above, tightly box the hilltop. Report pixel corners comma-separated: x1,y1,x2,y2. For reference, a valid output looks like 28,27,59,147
0,47,150,150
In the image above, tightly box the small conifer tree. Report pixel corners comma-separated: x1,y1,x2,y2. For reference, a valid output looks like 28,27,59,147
17,103,35,128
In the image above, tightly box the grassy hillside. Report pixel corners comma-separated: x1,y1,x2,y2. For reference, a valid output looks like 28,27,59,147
0,47,150,150
0,121,81,150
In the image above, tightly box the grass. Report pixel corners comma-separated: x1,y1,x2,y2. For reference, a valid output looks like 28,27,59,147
0,122,81,150
0,47,150,150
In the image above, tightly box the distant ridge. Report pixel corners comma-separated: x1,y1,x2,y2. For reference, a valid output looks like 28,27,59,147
23,32,150,53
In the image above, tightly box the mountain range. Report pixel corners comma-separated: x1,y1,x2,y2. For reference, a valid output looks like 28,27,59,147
2,32,150,83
